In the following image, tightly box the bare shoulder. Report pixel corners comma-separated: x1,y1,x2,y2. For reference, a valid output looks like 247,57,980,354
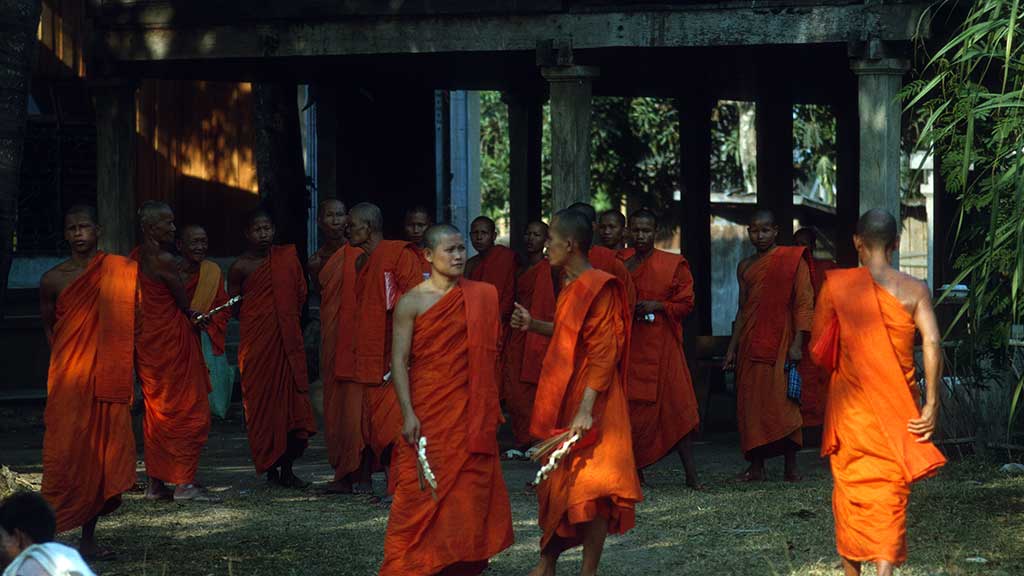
737,255,755,276
396,284,429,316
899,271,932,304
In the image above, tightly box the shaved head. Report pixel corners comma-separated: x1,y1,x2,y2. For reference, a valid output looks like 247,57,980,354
138,200,172,229
566,202,597,224
471,216,495,233
245,207,273,229
599,209,625,227
424,224,461,249
180,224,206,237
406,205,432,220
65,204,98,224
349,202,383,233
552,209,593,253
629,208,658,227
749,208,776,227
856,209,899,250
318,198,346,215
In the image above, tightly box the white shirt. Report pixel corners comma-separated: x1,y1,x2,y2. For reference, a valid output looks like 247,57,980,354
2,543,95,576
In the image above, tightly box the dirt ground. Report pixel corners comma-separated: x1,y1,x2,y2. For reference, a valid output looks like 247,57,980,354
1,403,1022,576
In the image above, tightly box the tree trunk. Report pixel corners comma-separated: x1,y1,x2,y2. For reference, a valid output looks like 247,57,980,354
0,0,42,317
252,82,309,261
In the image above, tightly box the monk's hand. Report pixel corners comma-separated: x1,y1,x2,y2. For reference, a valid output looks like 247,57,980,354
402,412,422,446
569,408,593,437
511,302,532,332
722,348,736,371
188,309,210,330
908,403,937,442
787,341,803,362
635,301,661,316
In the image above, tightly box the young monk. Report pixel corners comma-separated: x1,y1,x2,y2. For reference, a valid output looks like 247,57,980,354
381,224,514,575
307,199,358,494
597,209,627,250
335,202,424,496
38,205,136,557
794,227,838,430
402,205,433,277
723,209,813,482
511,209,642,576
466,216,518,352
619,209,702,488
133,201,211,501
811,210,945,576
565,203,636,309
503,221,556,453
228,209,318,488
178,225,234,419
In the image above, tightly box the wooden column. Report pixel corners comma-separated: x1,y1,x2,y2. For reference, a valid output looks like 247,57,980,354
315,83,338,202
505,91,544,253
835,84,861,267
678,95,714,337
94,82,137,255
755,91,794,242
541,65,598,211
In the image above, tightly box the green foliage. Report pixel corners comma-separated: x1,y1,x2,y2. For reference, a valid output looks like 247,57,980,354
903,0,1024,433
479,91,511,230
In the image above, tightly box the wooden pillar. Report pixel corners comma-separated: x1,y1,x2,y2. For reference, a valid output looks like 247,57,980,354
755,91,794,242
94,82,137,255
505,91,544,253
835,85,861,267
852,57,908,264
316,83,338,201
678,95,714,337
541,65,598,211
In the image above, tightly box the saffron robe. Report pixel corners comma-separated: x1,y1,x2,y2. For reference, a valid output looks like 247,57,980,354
735,246,814,457
799,258,838,427
319,245,360,480
502,258,556,445
619,249,701,468
812,268,946,565
589,245,636,312
237,245,318,473
134,260,210,484
335,240,424,471
41,253,137,533
185,260,234,419
532,270,643,550
467,244,518,360
380,280,513,576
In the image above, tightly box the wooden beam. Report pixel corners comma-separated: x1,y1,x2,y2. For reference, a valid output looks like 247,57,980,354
94,82,137,255
543,65,598,211
506,90,544,253
100,3,928,62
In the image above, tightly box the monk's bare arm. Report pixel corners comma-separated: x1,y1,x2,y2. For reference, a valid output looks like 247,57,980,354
227,259,247,317
788,260,815,361
153,252,193,314
306,252,323,296
511,302,554,336
391,292,420,444
38,269,59,344
909,281,942,442
724,260,750,368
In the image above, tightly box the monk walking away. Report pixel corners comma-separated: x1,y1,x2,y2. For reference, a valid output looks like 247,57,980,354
724,209,813,482
133,201,213,501
565,203,636,309
512,210,642,576
810,209,946,576
403,205,433,277
38,205,136,558
381,224,513,576
597,209,627,250
178,225,235,419
228,209,318,488
620,209,702,488
794,227,838,434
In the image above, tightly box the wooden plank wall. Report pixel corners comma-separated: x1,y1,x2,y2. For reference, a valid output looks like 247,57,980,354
36,0,87,80
135,80,260,256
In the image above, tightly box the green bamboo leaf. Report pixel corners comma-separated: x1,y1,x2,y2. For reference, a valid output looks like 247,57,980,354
1009,373,1024,436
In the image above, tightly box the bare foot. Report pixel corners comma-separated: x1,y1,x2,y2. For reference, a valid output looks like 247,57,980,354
735,466,765,482
352,480,374,495
280,470,310,490
685,478,706,491
784,473,803,483
318,480,354,495
78,541,116,561
144,481,173,501
174,484,221,502
527,558,557,576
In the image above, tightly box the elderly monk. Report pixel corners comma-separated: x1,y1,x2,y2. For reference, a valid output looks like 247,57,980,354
133,201,211,501
403,205,433,278
723,209,813,482
565,203,636,310
228,209,318,487
335,202,425,495
619,209,702,488
794,227,838,430
381,224,514,575
811,210,946,576
178,224,234,419
503,221,555,451
598,209,627,250
308,199,358,493
466,216,518,352
38,205,136,558
512,209,642,576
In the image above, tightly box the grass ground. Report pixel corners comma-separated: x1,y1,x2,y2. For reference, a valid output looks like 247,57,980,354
2,404,1022,576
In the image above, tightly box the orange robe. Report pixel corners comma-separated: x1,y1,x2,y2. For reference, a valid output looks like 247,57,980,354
799,258,837,427
502,258,556,445
414,248,431,278
619,249,700,469
467,245,518,354
237,245,318,473
135,261,211,485
589,245,636,312
41,253,137,533
735,247,813,458
380,280,513,576
185,260,229,356
532,269,642,550
812,268,946,565
335,240,424,473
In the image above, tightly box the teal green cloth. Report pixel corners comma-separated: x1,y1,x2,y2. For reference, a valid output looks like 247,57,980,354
201,332,235,418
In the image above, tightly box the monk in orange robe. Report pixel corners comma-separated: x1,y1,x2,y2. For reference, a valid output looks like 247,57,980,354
133,201,211,501
382,224,513,576
512,210,642,576
810,209,945,576
335,202,425,495
228,209,318,487
597,209,627,250
620,209,702,488
308,199,359,493
38,205,136,557
403,205,433,278
466,216,518,354
724,209,813,482
794,227,838,429
502,221,555,451
565,202,637,309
